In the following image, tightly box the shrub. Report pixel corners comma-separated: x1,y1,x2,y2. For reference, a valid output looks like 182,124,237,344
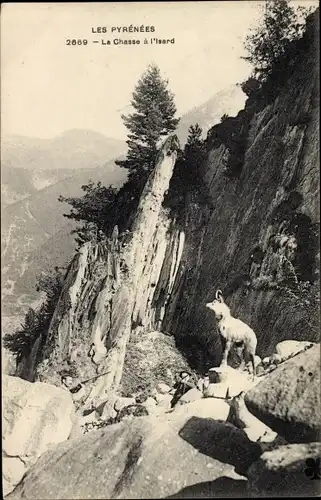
243,0,312,82
120,329,192,398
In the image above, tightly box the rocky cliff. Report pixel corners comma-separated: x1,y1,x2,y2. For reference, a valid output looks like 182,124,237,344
21,135,182,409
167,11,320,367
15,12,319,409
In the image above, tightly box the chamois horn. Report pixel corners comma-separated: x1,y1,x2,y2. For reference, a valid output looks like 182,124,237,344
215,289,224,302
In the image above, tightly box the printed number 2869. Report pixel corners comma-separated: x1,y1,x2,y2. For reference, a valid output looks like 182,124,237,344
66,39,88,45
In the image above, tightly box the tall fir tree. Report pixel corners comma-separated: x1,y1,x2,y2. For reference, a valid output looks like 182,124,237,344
183,124,207,185
116,64,179,178
58,64,179,240
165,123,207,213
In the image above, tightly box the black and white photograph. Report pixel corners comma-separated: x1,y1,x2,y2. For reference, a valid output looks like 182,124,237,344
1,1,320,498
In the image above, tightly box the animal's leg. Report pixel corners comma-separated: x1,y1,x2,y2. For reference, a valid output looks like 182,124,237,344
250,353,256,380
235,343,245,371
239,359,246,371
221,340,232,367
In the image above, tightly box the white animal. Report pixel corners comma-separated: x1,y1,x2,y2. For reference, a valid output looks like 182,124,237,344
206,290,257,379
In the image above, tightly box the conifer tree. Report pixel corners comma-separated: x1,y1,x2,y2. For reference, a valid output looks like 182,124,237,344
58,182,117,247
3,267,65,363
59,64,179,240
183,124,206,185
116,64,179,178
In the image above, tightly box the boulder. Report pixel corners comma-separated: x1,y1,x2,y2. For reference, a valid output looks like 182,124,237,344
247,442,321,497
3,455,27,495
155,392,173,410
269,353,282,365
114,396,136,412
204,383,230,399
157,382,172,394
227,392,278,443
204,366,259,398
2,375,75,496
142,396,157,409
177,388,203,405
7,400,261,500
169,398,231,424
245,344,321,443
275,340,315,360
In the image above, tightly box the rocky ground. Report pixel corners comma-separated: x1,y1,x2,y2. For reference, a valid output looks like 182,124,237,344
3,339,320,499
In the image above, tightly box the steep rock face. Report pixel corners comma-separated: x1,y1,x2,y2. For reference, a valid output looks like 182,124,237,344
168,14,320,366
25,136,181,408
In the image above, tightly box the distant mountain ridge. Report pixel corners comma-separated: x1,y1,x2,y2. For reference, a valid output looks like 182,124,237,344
2,129,126,171
1,129,127,207
177,84,246,144
2,159,128,313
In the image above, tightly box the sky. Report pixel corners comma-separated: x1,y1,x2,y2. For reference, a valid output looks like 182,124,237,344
1,1,318,141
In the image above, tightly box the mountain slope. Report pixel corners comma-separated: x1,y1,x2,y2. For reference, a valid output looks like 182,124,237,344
2,129,126,171
1,166,82,206
2,159,127,312
12,7,319,388
1,165,38,206
1,129,126,208
177,84,246,144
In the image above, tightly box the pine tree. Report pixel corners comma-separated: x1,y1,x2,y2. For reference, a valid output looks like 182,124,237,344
58,65,179,241
3,308,39,362
183,124,206,185
58,181,118,246
165,123,207,213
3,268,65,363
116,64,179,178
243,0,311,81
220,114,230,122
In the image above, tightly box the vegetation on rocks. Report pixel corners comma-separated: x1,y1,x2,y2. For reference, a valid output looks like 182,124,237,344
243,0,312,82
164,123,211,223
208,1,314,179
116,63,179,175
58,182,117,248
3,267,66,365
120,330,193,400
